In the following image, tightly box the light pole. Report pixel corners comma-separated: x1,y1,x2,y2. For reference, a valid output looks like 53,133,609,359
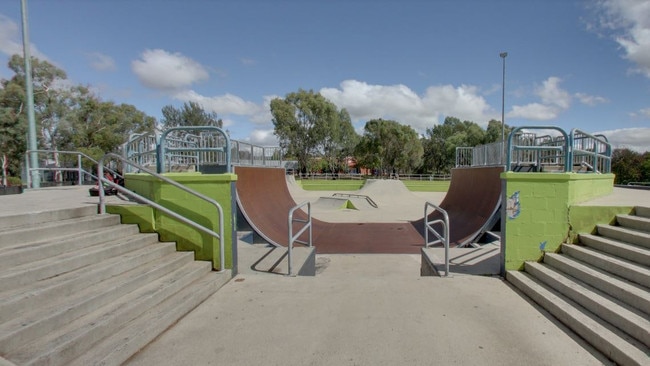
499,52,508,164
21,0,39,188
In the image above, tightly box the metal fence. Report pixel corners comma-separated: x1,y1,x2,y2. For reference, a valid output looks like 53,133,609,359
455,126,612,174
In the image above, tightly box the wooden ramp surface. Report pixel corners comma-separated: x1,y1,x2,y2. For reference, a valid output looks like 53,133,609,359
235,166,503,254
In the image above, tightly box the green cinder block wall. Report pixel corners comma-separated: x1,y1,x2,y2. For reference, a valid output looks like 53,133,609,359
502,172,614,271
109,172,237,270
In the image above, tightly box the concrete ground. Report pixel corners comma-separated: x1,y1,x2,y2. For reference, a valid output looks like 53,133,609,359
4,183,647,365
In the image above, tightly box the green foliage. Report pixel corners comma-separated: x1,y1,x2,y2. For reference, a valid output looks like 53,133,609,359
6,176,21,186
0,55,156,177
160,101,223,130
611,148,650,184
271,89,358,173
354,119,422,174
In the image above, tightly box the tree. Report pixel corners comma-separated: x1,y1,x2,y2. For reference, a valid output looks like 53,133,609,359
485,119,514,143
611,148,644,184
160,101,223,130
271,89,355,173
421,116,489,174
354,119,422,175
0,54,156,179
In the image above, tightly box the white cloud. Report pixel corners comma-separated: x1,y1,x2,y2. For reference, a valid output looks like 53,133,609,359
131,49,209,90
247,129,278,146
536,77,571,109
575,92,608,106
86,52,116,72
509,103,561,120
0,14,48,60
172,89,274,126
596,127,650,152
320,79,495,132
593,0,650,78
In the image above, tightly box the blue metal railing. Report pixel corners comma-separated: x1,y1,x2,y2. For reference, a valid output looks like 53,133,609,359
506,126,571,172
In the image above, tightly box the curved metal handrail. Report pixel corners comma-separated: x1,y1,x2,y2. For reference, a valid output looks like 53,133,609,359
506,126,571,172
424,202,450,277
158,126,231,173
288,201,313,276
98,153,226,272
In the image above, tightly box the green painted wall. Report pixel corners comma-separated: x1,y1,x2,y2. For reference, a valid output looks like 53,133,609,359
567,205,633,243
107,173,237,270
502,172,614,270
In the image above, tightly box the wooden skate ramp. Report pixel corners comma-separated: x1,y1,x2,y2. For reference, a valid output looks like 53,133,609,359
235,166,503,254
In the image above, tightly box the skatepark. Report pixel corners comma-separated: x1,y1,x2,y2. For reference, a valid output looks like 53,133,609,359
1,126,649,365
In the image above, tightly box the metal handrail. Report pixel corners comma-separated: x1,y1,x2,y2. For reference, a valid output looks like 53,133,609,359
570,128,612,173
98,153,226,272
507,126,571,172
424,201,450,277
158,126,231,173
331,193,378,208
287,201,313,276
25,149,122,188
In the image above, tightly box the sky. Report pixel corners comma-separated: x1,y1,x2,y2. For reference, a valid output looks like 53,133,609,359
0,0,649,152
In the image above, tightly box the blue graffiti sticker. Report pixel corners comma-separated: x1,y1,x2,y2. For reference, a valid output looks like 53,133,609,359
507,191,520,220
539,241,547,252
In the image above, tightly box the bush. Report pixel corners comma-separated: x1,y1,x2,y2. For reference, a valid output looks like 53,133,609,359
7,176,22,186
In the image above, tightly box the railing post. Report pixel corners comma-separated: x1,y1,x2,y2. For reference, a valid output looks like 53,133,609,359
77,153,83,186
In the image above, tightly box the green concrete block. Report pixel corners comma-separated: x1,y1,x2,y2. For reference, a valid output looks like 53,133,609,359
106,205,156,233
568,205,634,243
502,172,612,271
123,172,237,270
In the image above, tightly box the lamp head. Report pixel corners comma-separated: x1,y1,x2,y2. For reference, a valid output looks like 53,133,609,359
500,52,508,58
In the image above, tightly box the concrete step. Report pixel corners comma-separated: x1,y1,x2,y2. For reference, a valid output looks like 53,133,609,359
0,224,141,268
4,261,213,366
546,250,650,316
69,270,231,366
597,224,650,250
251,246,316,276
579,233,650,267
0,241,178,324
560,244,650,290
0,250,195,353
0,232,163,293
525,261,650,348
506,270,649,366
0,214,122,248
635,206,650,219
0,206,97,231
617,214,650,233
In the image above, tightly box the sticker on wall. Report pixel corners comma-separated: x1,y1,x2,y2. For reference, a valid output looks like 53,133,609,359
539,241,547,252
506,191,520,220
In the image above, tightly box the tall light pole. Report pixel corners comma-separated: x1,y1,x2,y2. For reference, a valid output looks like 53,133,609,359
499,52,508,164
21,0,39,188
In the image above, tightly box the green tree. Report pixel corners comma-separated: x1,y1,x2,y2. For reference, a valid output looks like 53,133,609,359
354,119,422,175
485,119,514,143
421,116,489,174
271,89,355,173
160,101,223,130
611,148,643,184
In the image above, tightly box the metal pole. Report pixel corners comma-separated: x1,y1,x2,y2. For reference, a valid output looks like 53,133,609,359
500,52,508,165
21,0,40,188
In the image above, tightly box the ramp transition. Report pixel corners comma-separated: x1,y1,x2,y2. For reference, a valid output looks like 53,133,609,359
235,166,503,254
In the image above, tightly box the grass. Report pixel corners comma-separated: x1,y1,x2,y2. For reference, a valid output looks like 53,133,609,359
296,179,450,192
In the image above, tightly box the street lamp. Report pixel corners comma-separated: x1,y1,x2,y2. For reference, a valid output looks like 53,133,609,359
499,52,508,164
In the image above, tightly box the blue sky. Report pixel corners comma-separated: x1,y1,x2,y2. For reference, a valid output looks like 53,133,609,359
0,0,649,151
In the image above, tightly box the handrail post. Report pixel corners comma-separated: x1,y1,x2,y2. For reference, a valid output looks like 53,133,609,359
77,153,83,186
288,201,312,276
424,202,450,276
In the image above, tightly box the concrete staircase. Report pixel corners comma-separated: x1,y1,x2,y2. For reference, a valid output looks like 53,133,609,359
507,206,650,366
0,206,230,366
